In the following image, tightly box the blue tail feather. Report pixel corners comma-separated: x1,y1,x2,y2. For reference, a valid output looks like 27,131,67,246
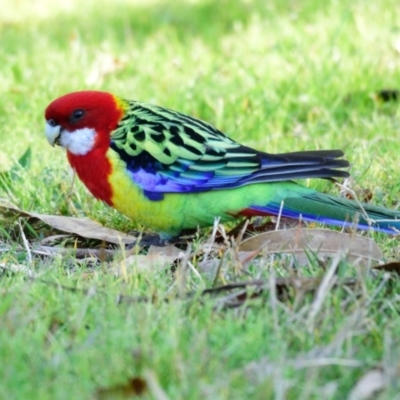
248,200,400,235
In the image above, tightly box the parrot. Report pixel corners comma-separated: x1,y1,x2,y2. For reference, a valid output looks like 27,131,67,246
44,90,400,240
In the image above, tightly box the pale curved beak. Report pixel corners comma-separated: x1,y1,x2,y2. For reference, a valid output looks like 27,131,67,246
45,122,61,147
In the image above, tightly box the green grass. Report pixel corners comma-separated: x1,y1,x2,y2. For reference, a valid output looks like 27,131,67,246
2,0,400,398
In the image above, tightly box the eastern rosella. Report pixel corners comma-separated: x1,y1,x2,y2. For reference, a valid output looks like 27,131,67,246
44,91,400,239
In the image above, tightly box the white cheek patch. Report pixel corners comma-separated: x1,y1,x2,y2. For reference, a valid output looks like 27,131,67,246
60,128,96,155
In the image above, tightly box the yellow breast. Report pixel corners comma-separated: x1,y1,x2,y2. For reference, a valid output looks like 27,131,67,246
106,149,186,237
105,148,258,238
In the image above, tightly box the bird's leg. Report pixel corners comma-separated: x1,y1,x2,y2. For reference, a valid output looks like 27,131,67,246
126,231,195,249
125,233,169,248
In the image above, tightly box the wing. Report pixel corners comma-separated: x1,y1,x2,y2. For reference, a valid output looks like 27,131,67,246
110,101,349,200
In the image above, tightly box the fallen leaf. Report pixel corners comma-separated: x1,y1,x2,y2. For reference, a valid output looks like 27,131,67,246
348,369,386,400
114,245,184,276
373,261,400,274
115,253,180,275
238,228,382,266
0,202,136,245
147,245,183,258
198,258,221,279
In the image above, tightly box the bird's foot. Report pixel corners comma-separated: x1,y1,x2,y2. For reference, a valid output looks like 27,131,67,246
126,232,194,249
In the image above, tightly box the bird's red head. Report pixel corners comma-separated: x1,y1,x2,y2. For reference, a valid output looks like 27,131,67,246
45,91,127,156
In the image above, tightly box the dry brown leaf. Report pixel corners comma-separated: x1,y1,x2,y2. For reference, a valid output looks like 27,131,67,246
238,228,382,266
147,245,183,258
348,369,386,400
0,202,136,245
373,261,400,274
116,253,180,275
114,245,183,276
197,259,221,278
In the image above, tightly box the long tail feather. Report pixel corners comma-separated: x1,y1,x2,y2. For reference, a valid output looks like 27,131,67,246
244,191,400,234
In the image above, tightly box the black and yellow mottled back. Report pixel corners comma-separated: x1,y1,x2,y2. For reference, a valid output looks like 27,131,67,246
110,99,349,200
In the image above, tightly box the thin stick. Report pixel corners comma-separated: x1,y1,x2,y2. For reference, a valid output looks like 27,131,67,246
18,219,32,265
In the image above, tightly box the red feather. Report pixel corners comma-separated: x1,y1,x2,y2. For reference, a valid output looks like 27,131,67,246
45,91,124,134
238,208,273,217
67,149,113,205
45,91,127,205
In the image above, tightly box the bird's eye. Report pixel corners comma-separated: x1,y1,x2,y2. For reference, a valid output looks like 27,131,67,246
71,109,85,121
47,119,57,127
